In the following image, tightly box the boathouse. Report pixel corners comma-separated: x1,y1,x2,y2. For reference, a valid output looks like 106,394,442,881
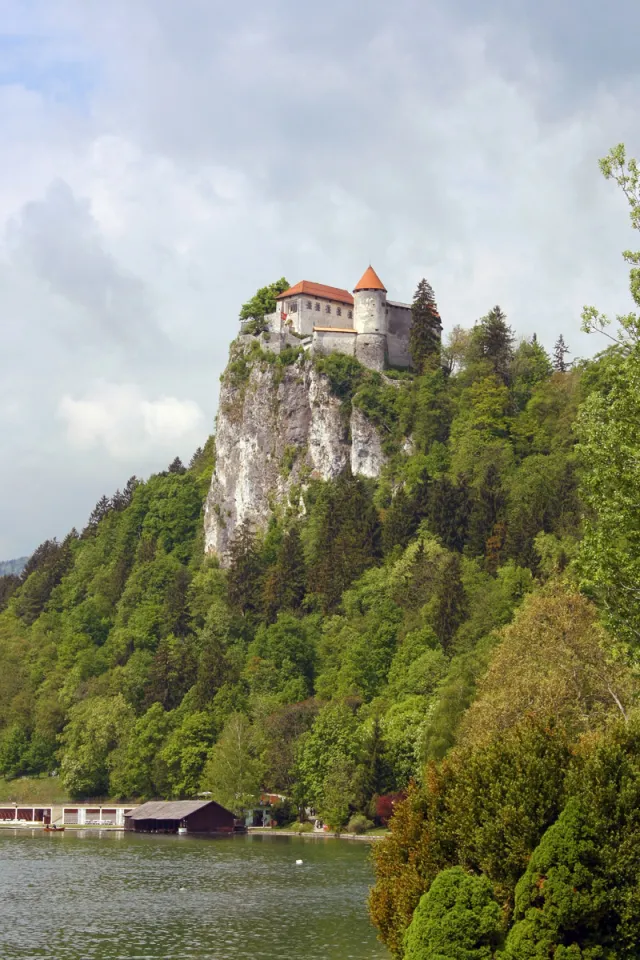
124,800,236,834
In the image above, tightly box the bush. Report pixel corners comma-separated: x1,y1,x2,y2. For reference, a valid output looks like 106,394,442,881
403,867,504,960
348,814,374,835
289,821,313,833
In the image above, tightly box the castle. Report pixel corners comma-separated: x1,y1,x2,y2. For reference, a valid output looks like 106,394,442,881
244,265,439,372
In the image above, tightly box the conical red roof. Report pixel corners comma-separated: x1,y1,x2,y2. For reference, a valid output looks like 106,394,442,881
353,265,386,292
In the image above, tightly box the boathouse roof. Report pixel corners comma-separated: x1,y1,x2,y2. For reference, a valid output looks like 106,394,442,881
127,800,214,820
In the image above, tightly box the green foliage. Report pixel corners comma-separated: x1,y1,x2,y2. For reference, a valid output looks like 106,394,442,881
239,277,289,327
409,278,442,374
200,712,263,815
404,867,504,960
59,695,134,798
504,718,640,958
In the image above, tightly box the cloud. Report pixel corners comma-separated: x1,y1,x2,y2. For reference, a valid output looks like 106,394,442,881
58,382,205,459
7,179,152,341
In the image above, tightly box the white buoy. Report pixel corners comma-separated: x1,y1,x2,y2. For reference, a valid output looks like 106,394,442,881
295,859,303,865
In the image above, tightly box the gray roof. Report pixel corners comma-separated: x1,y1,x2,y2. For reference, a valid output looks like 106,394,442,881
126,800,214,821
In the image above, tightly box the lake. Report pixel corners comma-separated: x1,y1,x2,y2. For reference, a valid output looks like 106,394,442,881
0,830,389,960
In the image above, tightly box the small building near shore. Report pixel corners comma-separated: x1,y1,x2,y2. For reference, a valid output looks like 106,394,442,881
124,800,237,835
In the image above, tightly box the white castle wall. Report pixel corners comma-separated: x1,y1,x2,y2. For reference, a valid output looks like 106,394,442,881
281,296,353,337
353,289,387,335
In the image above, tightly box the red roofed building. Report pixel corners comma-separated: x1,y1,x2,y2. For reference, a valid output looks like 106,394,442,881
247,265,440,372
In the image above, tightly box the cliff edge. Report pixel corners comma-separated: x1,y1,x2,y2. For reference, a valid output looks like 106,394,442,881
204,339,386,559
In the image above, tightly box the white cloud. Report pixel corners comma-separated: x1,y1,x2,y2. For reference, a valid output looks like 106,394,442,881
58,382,205,459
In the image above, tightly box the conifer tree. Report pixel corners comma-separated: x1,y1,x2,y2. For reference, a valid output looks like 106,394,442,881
307,468,380,611
262,525,307,620
470,306,515,383
432,552,467,652
553,334,570,372
227,519,265,619
409,279,442,373
381,487,418,554
168,456,186,474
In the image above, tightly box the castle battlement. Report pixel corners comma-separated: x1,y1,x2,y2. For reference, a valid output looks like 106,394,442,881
255,266,417,372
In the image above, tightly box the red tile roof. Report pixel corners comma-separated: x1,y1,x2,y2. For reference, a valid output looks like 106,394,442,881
354,265,386,292
276,280,354,306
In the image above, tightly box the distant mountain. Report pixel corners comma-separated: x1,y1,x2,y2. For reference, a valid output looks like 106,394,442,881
0,557,29,577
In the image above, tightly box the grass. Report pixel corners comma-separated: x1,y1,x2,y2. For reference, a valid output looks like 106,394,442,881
0,776,72,804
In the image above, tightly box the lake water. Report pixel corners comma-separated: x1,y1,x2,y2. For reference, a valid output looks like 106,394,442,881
0,830,389,960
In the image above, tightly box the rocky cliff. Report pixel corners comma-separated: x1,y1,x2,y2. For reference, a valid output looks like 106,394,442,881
204,340,386,559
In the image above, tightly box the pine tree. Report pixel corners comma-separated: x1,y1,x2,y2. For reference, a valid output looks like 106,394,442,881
227,519,265,618
432,553,467,652
475,306,514,383
381,487,418,554
262,525,306,620
189,447,203,469
553,334,570,373
168,456,186,474
307,468,380,611
409,279,442,373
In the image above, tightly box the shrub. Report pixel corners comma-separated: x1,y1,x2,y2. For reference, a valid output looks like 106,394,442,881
348,814,374,835
403,867,504,960
289,821,313,833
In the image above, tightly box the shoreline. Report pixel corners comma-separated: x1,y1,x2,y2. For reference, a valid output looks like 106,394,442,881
247,827,383,842
0,823,384,841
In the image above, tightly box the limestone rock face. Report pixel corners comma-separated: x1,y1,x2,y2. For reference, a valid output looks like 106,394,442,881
204,349,386,560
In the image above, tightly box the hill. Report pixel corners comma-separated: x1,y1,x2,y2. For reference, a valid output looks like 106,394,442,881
2,142,640,958
0,557,29,577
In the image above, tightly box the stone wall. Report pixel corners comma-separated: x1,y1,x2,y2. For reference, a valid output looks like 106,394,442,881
387,303,412,368
311,328,356,358
355,332,387,372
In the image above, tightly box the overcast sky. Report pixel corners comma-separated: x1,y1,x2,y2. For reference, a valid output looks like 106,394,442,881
1,0,639,559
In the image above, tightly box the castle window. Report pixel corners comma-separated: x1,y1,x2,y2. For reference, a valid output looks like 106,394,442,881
348,310,353,320
315,302,320,311
325,304,331,314
306,300,312,309
336,307,342,317
289,301,298,313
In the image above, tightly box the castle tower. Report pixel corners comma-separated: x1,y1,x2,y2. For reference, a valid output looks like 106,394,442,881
353,265,388,371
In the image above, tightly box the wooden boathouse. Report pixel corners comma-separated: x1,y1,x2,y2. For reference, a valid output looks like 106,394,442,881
124,800,237,835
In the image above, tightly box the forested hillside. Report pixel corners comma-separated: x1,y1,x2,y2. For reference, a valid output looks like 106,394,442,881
2,144,640,956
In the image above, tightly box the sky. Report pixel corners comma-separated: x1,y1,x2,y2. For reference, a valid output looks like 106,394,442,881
1,0,639,559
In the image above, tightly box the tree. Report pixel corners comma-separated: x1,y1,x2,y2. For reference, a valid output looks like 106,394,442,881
403,867,504,960
200,713,263,815
262,524,306,620
457,587,633,751
370,718,571,955
431,552,467,652
468,307,515,384
409,279,442,373
168,456,186,475
577,145,640,646
59,695,134,798
553,334,570,373
239,277,290,326
511,338,553,411
504,720,640,960
0,574,20,612
306,468,381,611
109,703,172,799
226,519,265,619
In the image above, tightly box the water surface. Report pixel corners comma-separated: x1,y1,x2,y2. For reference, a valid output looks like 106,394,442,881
0,830,388,960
